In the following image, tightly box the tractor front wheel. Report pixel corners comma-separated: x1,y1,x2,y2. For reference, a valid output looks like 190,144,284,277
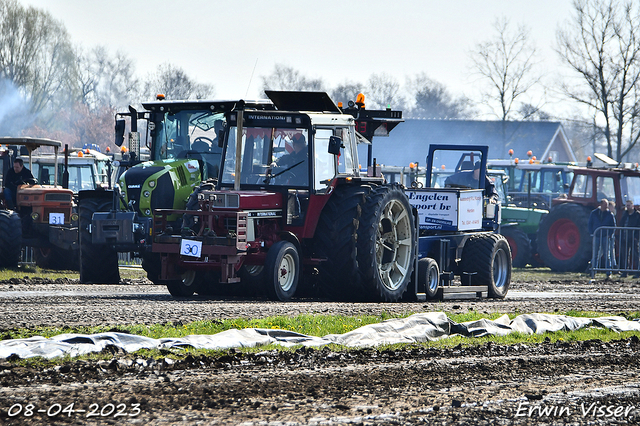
264,241,299,301
166,270,200,297
79,197,120,284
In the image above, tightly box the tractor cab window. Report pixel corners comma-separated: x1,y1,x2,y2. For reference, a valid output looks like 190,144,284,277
153,110,224,179
596,176,615,201
571,174,593,198
314,129,337,190
489,174,507,204
621,175,640,205
221,127,310,188
336,127,356,175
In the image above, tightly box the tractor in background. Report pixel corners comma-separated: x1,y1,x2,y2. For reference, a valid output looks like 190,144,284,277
537,155,640,272
0,138,78,269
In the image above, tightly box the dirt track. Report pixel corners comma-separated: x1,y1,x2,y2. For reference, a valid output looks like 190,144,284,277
0,273,639,424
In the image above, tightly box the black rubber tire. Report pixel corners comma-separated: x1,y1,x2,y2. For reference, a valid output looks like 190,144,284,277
0,210,22,268
237,264,265,296
315,184,416,302
79,198,120,284
460,234,511,299
141,252,162,283
537,203,592,272
500,226,531,268
355,185,416,301
34,247,79,271
315,185,371,300
196,271,226,296
166,270,200,297
264,241,299,301
418,257,440,300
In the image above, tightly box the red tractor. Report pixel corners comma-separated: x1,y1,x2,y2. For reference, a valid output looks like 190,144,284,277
147,91,414,301
537,158,640,272
0,138,78,269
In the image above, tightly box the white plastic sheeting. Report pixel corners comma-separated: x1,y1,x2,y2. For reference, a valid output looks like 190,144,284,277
2,312,640,360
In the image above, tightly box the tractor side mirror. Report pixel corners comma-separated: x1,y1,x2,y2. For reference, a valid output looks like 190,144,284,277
115,119,125,147
328,136,342,155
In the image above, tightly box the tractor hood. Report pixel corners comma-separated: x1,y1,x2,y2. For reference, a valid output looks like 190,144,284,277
119,159,201,217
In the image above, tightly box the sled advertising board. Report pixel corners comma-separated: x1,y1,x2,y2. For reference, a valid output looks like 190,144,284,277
406,189,483,231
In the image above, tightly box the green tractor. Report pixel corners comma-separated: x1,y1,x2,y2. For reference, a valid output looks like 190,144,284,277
77,98,276,283
489,170,547,267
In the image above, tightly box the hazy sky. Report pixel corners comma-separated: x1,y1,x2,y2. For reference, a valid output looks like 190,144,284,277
22,0,575,112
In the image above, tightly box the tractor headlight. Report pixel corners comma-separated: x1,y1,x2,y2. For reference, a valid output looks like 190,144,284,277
148,180,156,188
70,213,79,221
145,209,151,215
30,212,39,220
143,190,150,197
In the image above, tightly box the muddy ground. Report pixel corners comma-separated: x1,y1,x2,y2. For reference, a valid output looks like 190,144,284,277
0,272,639,424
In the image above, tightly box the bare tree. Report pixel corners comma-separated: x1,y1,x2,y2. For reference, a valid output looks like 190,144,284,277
406,73,472,119
364,73,404,109
0,0,77,114
557,0,640,161
76,46,141,110
144,63,215,101
470,17,541,121
261,64,324,93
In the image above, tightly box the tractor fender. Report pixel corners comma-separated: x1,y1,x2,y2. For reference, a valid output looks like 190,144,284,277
277,231,301,253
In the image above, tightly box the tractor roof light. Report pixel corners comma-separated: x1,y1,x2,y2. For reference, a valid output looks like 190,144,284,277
156,94,166,100
77,151,83,157
508,149,514,156
527,150,533,157
514,158,519,164
355,93,365,108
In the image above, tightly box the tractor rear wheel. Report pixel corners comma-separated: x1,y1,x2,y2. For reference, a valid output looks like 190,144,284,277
264,241,299,301
461,234,511,298
79,197,120,284
537,203,591,272
315,184,416,302
0,210,21,268
501,226,531,268
356,185,416,301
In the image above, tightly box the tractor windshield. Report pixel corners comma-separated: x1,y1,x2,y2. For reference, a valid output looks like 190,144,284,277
221,127,310,188
152,110,224,179
431,149,485,190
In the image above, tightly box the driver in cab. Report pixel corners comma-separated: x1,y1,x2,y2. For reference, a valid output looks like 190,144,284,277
269,133,308,185
445,161,498,201
3,157,35,210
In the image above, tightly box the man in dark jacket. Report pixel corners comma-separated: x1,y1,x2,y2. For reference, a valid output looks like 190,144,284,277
270,133,308,185
588,199,616,277
619,199,640,277
3,158,34,209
